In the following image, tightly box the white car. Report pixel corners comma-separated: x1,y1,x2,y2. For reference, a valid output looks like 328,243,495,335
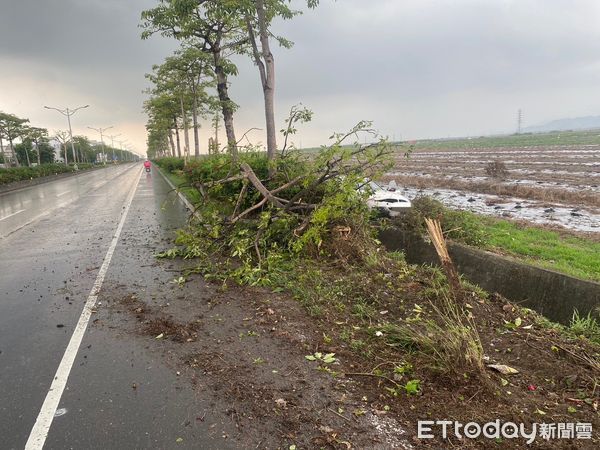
361,180,412,217
367,191,412,216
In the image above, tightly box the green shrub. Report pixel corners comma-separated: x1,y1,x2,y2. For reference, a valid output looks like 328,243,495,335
569,310,600,344
0,163,96,185
153,157,185,173
399,196,489,247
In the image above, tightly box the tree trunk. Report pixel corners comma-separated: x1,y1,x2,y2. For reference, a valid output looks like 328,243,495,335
168,130,176,157
35,140,41,165
174,121,182,158
255,0,277,169
9,138,20,166
213,49,237,158
180,94,190,164
214,113,219,153
0,137,5,164
192,92,200,158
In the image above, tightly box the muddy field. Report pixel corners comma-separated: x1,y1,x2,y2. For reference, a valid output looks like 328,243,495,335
385,145,600,232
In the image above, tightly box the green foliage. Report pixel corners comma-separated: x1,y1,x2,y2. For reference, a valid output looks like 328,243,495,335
404,379,421,395
305,352,336,364
483,220,600,282
400,196,600,281
153,157,185,173
382,295,485,376
401,196,489,247
413,128,600,149
569,310,600,344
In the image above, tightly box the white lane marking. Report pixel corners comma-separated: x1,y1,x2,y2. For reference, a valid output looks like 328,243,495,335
56,191,71,197
0,166,139,240
25,167,142,450
0,209,26,222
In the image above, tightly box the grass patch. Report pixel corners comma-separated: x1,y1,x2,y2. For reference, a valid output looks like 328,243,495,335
402,197,600,282
569,310,600,345
482,219,600,282
411,128,600,149
159,167,203,206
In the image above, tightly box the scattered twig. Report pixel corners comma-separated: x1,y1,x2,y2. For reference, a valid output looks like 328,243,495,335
327,407,353,423
344,372,401,387
555,344,600,373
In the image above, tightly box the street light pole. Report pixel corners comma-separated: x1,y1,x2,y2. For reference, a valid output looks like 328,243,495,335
44,105,89,165
88,126,113,163
117,140,128,162
105,134,121,163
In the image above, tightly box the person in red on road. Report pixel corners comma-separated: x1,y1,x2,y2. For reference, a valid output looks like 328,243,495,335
144,160,151,170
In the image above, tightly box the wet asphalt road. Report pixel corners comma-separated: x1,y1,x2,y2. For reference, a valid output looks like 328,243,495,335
0,165,232,449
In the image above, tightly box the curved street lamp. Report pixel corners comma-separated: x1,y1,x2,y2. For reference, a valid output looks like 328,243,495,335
44,104,89,165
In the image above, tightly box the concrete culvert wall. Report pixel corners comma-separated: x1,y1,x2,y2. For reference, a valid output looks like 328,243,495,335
378,228,600,325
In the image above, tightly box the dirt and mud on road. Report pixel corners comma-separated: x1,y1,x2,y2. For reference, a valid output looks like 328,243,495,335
93,253,599,449
94,275,414,449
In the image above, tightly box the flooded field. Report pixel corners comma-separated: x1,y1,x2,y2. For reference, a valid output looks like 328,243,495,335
385,144,600,232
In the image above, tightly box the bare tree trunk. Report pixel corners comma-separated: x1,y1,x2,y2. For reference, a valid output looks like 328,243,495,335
35,140,41,165
174,127,182,158
192,92,200,158
213,48,237,159
180,94,191,164
8,138,20,166
256,0,276,164
214,113,219,153
168,130,176,157
0,137,5,164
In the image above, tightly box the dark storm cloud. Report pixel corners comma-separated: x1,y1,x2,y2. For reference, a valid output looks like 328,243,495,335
0,0,153,68
258,0,600,140
1,0,600,149
0,0,175,153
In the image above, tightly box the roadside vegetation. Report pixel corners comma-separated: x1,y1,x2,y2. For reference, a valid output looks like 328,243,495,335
399,196,600,282
154,146,599,447
0,163,98,185
0,110,137,170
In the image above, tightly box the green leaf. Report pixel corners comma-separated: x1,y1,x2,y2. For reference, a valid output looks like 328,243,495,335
404,379,421,395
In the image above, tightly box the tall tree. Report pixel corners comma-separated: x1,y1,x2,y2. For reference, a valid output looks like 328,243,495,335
141,0,247,158
0,112,29,166
241,0,319,173
54,130,71,164
27,127,49,166
144,91,184,157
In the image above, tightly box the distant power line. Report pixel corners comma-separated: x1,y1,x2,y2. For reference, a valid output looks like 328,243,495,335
517,109,523,134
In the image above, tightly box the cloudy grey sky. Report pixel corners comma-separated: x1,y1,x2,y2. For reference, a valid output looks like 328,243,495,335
1,0,600,153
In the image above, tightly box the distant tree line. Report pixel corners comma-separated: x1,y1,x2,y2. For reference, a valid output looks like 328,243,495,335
0,111,136,167
141,0,319,174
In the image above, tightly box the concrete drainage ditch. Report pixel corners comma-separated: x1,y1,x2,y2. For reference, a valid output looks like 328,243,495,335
378,228,600,325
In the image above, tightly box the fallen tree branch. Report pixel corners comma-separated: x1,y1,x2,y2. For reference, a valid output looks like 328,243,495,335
230,197,268,224
231,180,248,219
241,162,284,208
